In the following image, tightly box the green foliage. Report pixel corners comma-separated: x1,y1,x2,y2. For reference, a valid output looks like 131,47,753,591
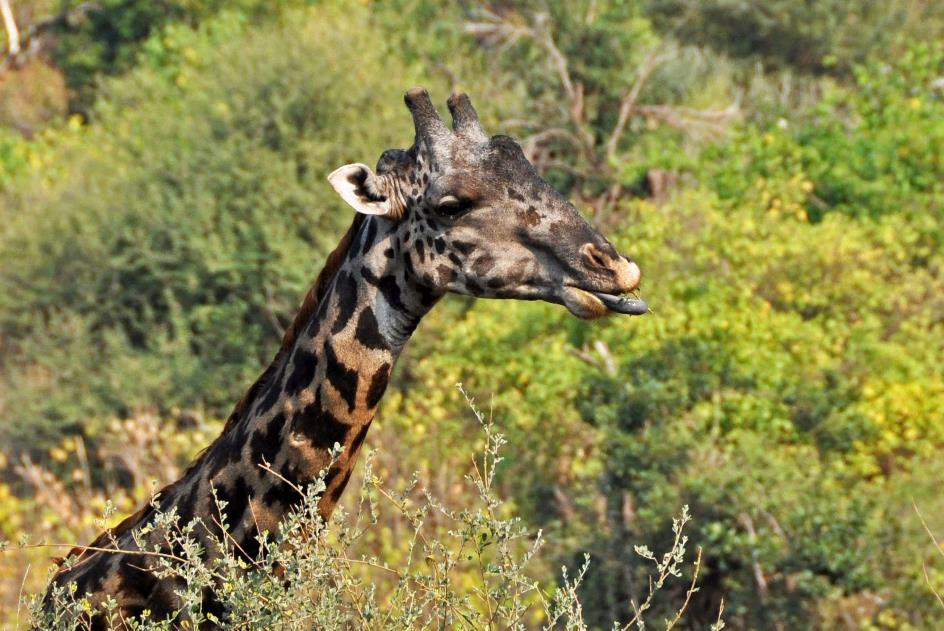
0,4,465,450
0,127,29,187
0,113,84,191
705,42,944,228
645,0,944,76
49,0,313,113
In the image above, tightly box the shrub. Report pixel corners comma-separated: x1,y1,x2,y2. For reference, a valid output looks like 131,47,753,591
22,389,717,630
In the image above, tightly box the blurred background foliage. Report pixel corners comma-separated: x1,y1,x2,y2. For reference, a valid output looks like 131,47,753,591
1,0,943,628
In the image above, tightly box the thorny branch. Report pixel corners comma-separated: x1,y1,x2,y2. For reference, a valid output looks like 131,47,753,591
620,505,693,630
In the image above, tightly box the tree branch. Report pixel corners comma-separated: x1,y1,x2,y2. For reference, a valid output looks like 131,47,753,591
530,12,596,153
2,2,98,70
603,47,670,162
531,12,574,104
737,512,769,604
635,103,738,136
521,127,583,162
466,8,596,156
0,0,19,56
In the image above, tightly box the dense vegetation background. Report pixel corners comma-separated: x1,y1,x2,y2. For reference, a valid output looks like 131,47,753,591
1,0,943,628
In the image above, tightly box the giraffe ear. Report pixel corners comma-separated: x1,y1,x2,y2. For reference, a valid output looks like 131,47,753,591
328,163,392,216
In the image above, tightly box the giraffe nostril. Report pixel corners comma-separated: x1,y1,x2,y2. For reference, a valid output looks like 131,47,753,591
580,243,609,270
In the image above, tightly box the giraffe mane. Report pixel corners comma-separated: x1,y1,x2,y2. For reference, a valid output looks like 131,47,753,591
222,212,367,433
55,214,367,568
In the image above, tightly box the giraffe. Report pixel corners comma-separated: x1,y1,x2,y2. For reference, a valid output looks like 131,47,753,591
41,88,646,628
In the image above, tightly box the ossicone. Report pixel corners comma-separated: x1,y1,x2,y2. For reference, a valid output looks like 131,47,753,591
403,87,450,144
447,92,487,141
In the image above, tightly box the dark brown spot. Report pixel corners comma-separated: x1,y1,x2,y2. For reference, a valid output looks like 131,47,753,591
364,270,406,312
257,365,285,414
437,264,456,284
285,346,317,395
361,218,378,255
176,480,202,525
117,554,158,602
299,406,350,450
250,412,286,466
548,220,568,239
519,205,541,227
355,307,387,350
328,468,356,504
262,479,298,508
350,424,370,454
219,476,251,531
289,385,351,452
331,271,358,334
325,342,358,413
202,586,227,625
472,255,494,275
366,363,391,408
453,240,475,256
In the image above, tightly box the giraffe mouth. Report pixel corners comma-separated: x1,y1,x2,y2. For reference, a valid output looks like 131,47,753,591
560,286,648,318
592,292,649,315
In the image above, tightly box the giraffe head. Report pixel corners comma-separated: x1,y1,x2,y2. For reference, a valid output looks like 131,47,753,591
328,88,646,319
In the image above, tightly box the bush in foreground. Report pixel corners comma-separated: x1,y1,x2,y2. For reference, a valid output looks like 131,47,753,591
25,387,721,630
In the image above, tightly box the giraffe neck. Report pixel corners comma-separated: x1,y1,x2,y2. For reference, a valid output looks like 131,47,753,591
50,215,440,617
197,214,438,547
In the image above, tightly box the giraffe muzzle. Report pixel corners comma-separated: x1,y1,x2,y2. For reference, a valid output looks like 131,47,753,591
574,244,647,315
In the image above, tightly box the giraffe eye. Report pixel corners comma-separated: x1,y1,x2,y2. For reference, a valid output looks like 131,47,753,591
436,195,470,217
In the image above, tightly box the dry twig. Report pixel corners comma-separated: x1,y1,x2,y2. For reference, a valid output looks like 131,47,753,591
914,500,944,610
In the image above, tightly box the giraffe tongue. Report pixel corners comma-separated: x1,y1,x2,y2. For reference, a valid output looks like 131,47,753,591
593,292,649,316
